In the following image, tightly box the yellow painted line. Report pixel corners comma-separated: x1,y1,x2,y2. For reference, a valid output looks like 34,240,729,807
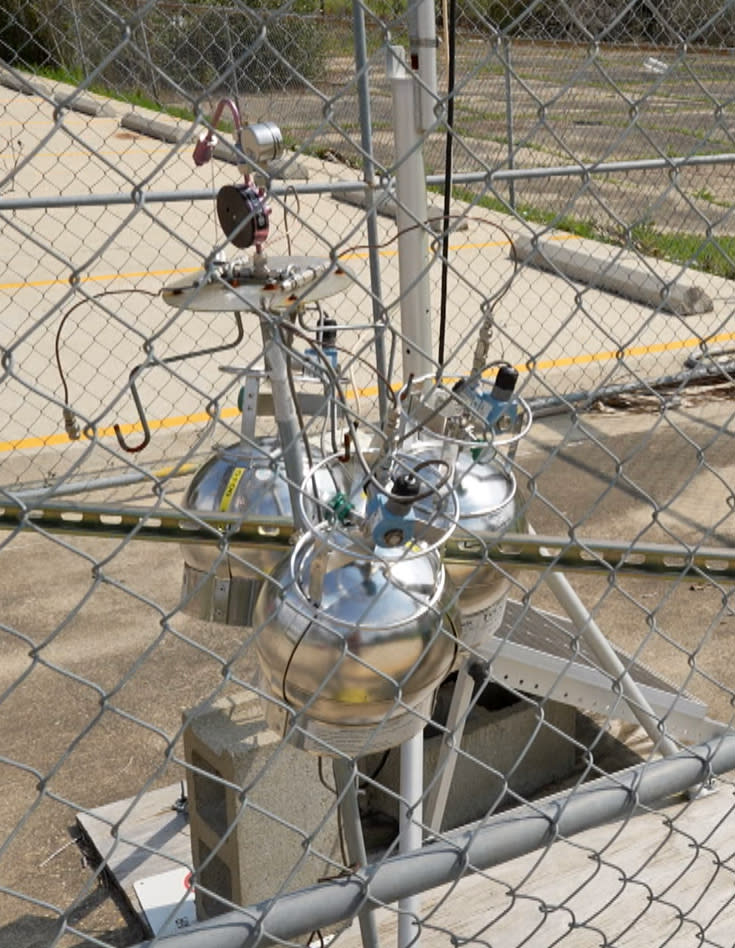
0,233,727,453
0,229,574,287
0,405,241,454
0,266,201,293
2,327,730,454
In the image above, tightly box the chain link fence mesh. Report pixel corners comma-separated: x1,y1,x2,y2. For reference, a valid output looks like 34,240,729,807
3,1,735,946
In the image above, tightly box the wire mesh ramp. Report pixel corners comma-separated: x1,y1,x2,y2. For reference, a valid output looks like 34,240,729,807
489,601,714,745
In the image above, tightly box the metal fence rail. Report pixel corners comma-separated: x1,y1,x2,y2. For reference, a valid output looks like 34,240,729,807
2,2,735,947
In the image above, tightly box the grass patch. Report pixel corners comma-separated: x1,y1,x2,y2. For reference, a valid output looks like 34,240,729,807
442,185,735,278
630,224,735,278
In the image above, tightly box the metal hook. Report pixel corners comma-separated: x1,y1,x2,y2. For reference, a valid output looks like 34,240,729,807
193,98,242,166
114,367,151,453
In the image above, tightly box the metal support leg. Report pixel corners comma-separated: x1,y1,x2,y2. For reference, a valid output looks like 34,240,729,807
425,525,678,836
333,758,380,948
543,566,678,756
529,522,677,756
259,316,307,530
424,659,475,833
398,733,423,948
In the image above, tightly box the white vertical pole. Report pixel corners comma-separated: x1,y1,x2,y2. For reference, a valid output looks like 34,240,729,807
392,73,433,382
393,10,437,945
398,732,423,948
408,0,439,133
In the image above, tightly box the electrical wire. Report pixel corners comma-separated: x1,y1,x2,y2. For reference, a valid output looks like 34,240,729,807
267,313,382,482
317,758,349,867
437,0,457,367
296,304,398,411
55,289,159,406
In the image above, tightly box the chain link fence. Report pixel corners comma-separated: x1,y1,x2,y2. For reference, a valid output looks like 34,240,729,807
3,1,735,947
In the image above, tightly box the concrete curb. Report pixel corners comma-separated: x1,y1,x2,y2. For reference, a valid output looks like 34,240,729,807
121,111,193,146
121,110,309,180
0,69,116,117
514,232,713,316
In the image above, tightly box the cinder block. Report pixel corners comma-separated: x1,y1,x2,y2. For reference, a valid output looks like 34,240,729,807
183,691,342,919
361,693,577,837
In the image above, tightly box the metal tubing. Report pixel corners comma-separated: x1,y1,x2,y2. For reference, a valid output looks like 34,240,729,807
131,733,735,948
0,180,372,212
352,0,389,425
6,462,196,502
392,74,434,380
398,732,423,948
333,759,381,948
425,151,735,186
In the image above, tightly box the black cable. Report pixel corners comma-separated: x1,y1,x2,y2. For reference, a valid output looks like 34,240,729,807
317,758,349,867
437,0,457,367
280,617,314,706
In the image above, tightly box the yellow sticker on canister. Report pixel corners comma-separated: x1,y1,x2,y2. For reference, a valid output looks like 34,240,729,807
219,467,245,512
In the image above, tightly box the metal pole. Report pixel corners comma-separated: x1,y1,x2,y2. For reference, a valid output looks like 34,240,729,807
502,37,516,210
260,317,308,529
426,526,680,834
543,566,679,756
3,153,735,211
408,0,439,133
398,733,423,946
352,0,389,426
333,758,381,948
392,73,434,380
132,733,735,948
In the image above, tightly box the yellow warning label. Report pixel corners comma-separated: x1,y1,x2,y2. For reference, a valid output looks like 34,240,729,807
219,467,245,513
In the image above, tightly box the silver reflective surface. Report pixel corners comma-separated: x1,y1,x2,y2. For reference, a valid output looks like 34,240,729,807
393,440,525,628
181,438,294,579
179,438,342,624
254,531,460,755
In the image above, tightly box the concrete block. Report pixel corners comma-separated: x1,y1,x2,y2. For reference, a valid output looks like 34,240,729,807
361,693,577,838
514,232,712,316
183,691,342,919
331,188,469,234
120,111,309,178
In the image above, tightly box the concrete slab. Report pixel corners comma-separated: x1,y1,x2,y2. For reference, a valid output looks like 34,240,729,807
76,783,191,936
337,766,735,948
